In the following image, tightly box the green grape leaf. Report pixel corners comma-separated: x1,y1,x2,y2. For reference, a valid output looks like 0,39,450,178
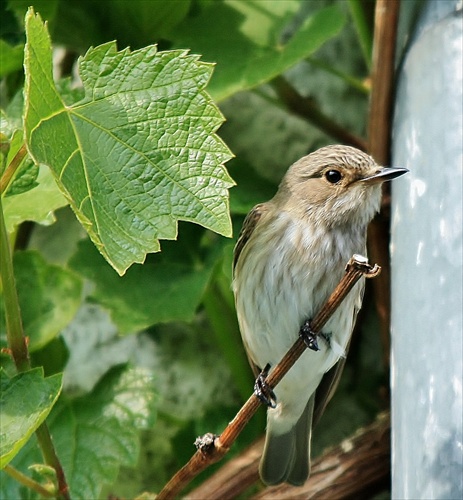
23,9,234,276
69,236,218,333
0,365,155,499
4,160,39,197
171,0,346,101
0,368,62,469
0,111,68,231
2,164,68,232
84,364,157,429
0,251,83,352
0,40,24,78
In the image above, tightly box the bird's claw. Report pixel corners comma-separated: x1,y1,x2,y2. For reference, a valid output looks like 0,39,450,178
254,364,277,408
299,319,320,351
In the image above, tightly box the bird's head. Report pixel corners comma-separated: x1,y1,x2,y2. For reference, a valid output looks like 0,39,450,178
275,145,408,228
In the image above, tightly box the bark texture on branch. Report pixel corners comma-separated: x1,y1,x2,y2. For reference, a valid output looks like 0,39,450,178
186,438,263,500
187,412,391,499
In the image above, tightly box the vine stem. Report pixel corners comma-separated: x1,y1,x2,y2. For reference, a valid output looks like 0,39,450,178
0,195,70,499
3,464,55,498
0,195,30,372
0,144,27,196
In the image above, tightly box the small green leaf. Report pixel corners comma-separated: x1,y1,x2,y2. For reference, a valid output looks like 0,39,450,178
4,161,39,197
0,40,24,78
69,237,217,333
0,112,67,230
49,365,156,499
23,9,234,275
102,0,192,45
30,336,69,378
0,251,83,352
2,130,39,197
171,1,346,101
0,368,62,469
87,364,157,428
1,164,68,232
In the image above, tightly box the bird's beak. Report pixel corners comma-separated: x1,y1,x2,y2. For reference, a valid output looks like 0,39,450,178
361,166,409,184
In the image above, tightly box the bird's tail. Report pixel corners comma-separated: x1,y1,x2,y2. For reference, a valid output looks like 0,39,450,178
259,395,315,486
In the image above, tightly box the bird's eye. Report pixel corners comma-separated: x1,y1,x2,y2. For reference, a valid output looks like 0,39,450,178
325,169,343,184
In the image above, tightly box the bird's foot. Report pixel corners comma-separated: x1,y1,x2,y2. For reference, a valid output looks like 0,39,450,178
254,364,277,408
299,319,320,351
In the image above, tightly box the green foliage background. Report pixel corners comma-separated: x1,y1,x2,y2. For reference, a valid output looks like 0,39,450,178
0,0,417,497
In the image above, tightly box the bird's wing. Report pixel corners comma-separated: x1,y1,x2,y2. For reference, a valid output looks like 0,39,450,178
233,203,268,272
233,203,269,377
313,284,364,426
312,352,348,426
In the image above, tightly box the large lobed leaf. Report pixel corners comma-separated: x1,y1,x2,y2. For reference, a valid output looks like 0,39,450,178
23,9,234,275
0,365,156,499
0,368,62,469
69,235,218,333
0,251,83,352
171,0,346,101
49,366,156,499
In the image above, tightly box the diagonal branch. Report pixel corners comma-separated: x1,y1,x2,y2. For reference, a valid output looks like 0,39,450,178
187,412,391,499
272,76,368,151
156,255,381,499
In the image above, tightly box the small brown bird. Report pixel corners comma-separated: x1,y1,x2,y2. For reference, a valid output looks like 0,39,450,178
233,145,407,486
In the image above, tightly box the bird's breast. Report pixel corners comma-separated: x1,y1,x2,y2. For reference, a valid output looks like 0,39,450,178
233,211,365,371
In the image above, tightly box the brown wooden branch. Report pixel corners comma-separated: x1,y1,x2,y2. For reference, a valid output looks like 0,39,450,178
272,76,368,152
0,143,28,196
187,412,390,500
368,0,399,161
366,0,400,368
186,438,263,500
156,255,381,500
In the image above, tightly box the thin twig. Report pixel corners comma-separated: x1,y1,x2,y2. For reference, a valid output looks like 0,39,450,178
187,411,390,499
186,439,263,500
347,0,373,69
0,144,28,196
0,196,30,372
3,464,55,498
367,0,400,367
368,0,399,159
272,76,368,151
156,255,381,499
306,57,370,94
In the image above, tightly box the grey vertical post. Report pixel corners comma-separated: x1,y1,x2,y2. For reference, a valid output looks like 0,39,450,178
391,1,463,498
